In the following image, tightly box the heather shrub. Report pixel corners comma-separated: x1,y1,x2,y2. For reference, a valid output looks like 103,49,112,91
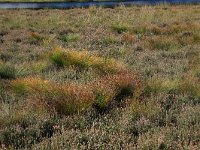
0,125,41,149
0,116,62,149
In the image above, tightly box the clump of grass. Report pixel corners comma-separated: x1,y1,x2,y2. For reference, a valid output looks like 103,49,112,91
49,48,126,74
132,26,148,35
121,33,137,44
169,22,198,34
0,62,16,79
178,76,200,98
59,33,80,42
149,25,163,35
31,61,49,74
143,75,200,99
111,71,141,102
11,77,94,115
112,23,129,34
91,78,115,112
98,36,119,45
11,71,141,114
91,71,141,112
29,32,46,45
177,33,200,46
143,77,180,96
11,77,49,94
145,37,179,51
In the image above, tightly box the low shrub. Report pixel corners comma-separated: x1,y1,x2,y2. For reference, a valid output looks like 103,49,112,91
0,125,41,149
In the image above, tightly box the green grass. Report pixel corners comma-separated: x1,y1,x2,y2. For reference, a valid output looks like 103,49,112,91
0,5,200,149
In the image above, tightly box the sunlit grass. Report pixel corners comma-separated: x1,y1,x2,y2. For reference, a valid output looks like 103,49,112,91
50,48,126,74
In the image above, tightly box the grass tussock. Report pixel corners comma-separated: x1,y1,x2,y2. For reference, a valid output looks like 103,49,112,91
11,71,140,114
91,71,141,111
112,23,129,34
121,33,137,44
49,48,126,74
0,62,16,79
11,77,94,115
29,32,47,45
59,33,80,42
145,36,179,51
143,76,200,99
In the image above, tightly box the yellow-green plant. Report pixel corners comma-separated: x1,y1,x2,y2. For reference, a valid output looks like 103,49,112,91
49,48,126,74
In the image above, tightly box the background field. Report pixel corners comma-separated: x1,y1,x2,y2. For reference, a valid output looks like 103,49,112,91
0,5,200,149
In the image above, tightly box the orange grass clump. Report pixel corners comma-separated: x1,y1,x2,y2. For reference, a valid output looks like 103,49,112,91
11,77,94,115
11,72,141,114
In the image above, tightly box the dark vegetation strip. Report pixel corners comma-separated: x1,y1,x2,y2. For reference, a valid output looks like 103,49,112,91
0,0,200,9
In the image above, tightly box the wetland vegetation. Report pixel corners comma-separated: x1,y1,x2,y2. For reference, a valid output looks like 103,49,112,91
0,5,200,149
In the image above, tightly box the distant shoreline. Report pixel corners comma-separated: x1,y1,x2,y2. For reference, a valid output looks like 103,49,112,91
0,0,199,9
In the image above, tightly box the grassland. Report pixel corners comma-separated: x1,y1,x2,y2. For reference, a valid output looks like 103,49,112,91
0,5,200,149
